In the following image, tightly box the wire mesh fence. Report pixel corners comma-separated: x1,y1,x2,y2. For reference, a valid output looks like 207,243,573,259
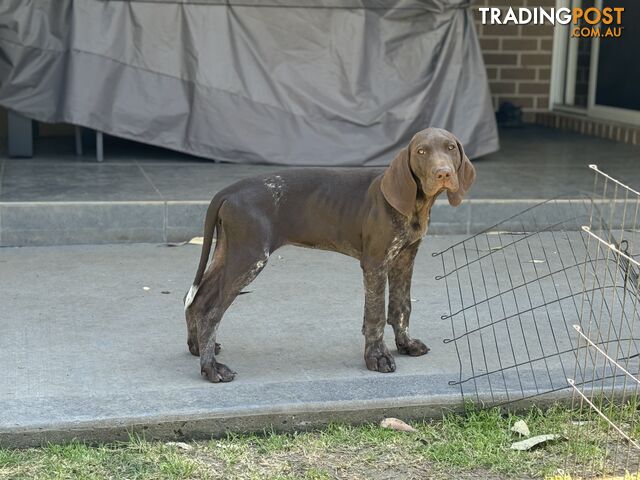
565,167,640,478
434,164,640,477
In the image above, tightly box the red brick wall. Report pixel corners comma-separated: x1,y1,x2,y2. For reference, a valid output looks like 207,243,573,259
474,0,555,121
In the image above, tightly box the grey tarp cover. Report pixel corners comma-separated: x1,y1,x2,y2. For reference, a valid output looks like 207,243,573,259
0,0,499,165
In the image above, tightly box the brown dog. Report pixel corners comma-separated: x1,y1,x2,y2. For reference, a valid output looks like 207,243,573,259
184,128,476,382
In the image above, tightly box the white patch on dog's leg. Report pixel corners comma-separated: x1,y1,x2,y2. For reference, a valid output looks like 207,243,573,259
184,284,199,310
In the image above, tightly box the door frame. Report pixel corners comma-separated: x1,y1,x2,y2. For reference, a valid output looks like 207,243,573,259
550,0,640,125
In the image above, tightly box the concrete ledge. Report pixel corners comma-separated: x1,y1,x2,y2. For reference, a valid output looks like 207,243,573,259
0,389,462,448
0,198,596,246
0,201,167,246
1,384,579,448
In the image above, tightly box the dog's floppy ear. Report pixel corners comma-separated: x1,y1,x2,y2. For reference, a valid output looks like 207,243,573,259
381,147,417,218
447,139,476,207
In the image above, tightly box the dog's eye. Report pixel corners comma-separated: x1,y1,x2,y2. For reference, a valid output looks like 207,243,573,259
417,148,425,155
448,144,455,150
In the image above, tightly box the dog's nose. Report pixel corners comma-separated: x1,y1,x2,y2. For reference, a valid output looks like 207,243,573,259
434,167,453,181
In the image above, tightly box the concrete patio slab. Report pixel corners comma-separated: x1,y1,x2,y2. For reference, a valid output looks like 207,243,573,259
0,234,589,447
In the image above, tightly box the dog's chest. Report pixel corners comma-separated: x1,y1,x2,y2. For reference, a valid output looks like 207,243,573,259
385,222,425,262
409,197,436,235
410,204,431,238
384,206,430,261
410,214,429,238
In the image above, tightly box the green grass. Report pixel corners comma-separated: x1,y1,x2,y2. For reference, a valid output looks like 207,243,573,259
1,402,639,480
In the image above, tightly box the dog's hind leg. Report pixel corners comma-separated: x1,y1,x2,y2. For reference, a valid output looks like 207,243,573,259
197,249,270,382
193,212,273,383
185,308,200,356
185,290,222,357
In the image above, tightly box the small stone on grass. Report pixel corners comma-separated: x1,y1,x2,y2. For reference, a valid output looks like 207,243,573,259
166,441,193,451
380,417,417,433
511,419,530,437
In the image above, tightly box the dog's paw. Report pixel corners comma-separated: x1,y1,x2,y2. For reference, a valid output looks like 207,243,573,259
365,342,396,373
201,362,236,383
397,338,430,356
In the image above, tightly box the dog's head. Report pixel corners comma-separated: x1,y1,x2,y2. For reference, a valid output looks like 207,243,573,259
381,128,476,218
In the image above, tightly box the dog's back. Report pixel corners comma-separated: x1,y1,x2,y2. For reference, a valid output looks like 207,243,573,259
214,168,385,256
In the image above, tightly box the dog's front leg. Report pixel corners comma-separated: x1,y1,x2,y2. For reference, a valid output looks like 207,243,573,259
361,263,396,373
388,241,430,356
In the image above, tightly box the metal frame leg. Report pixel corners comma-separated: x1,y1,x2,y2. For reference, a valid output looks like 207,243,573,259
75,126,83,155
7,111,33,158
96,131,103,162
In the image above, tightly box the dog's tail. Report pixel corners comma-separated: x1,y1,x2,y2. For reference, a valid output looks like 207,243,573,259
184,195,224,310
